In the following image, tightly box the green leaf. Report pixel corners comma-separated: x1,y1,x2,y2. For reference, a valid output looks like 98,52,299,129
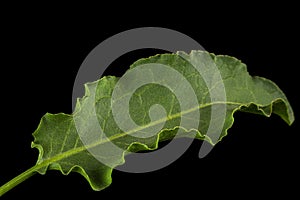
0,51,294,196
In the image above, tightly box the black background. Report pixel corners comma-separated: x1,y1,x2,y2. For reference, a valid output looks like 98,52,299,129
1,3,299,199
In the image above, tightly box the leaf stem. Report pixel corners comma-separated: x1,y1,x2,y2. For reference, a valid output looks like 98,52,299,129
0,165,40,196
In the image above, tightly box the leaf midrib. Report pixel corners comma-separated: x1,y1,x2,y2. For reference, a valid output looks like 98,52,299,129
37,101,241,169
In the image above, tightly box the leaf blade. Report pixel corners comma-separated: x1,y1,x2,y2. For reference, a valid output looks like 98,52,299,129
30,50,294,191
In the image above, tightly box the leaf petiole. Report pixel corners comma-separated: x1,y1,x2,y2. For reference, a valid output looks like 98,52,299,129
0,164,41,196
